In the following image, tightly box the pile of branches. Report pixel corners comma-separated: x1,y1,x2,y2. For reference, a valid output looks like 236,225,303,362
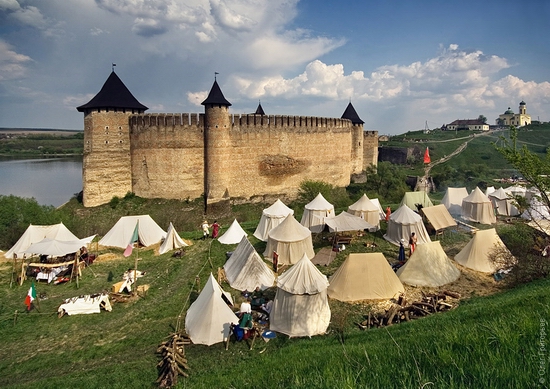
357,290,460,329
156,333,191,388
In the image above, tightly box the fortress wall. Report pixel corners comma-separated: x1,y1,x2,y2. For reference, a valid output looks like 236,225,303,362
128,113,205,200
363,130,379,169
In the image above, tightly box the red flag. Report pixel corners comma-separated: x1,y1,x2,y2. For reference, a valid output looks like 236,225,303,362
424,147,431,164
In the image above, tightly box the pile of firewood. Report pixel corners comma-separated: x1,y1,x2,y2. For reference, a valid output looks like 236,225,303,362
357,290,460,329
156,333,191,388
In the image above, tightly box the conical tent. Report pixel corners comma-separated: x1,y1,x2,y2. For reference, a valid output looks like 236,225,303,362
5,223,81,259
328,253,404,301
488,187,519,216
442,187,469,216
396,241,460,287
185,273,239,346
324,211,374,233
253,199,294,241
223,236,275,291
399,191,434,211
264,215,315,265
217,219,248,245
159,222,188,255
454,228,512,273
347,194,380,231
99,215,166,248
485,186,496,196
300,193,335,233
270,254,330,337
383,204,431,246
462,187,496,224
370,198,386,220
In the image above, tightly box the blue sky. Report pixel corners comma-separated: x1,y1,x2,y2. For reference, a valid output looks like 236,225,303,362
0,0,549,135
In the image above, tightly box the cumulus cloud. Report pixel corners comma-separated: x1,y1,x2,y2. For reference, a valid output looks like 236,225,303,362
187,90,208,106
0,39,32,81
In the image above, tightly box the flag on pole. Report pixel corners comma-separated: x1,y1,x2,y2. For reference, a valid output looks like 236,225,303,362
424,147,431,164
123,222,139,257
25,281,36,310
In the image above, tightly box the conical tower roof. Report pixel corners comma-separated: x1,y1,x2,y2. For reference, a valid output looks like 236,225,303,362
201,79,232,106
77,71,148,112
255,102,265,115
341,102,364,125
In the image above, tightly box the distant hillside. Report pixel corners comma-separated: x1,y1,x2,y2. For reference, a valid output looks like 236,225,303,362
0,128,81,135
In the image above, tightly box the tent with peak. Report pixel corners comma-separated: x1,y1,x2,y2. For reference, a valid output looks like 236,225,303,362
383,204,431,246
347,194,380,231
328,252,404,301
399,191,434,211
488,187,520,216
264,215,314,265
224,236,275,291
442,187,469,216
370,198,386,220
300,193,334,233
185,273,239,346
324,211,374,233
396,241,460,287
270,253,330,337
23,236,96,257
454,228,514,273
159,222,188,255
217,219,248,245
99,215,166,248
421,204,457,233
253,199,294,241
461,187,496,224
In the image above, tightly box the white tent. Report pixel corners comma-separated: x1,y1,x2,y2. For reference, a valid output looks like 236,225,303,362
396,241,460,287
347,194,380,231
462,187,496,224
370,198,386,220
522,196,550,221
99,215,166,248
383,204,431,246
300,193,335,233
253,199,294,241
23,235,96,257
185,273,239,346
399,191,434,211
485,186,496,196
421,204,457,232
442,187,469,216
454,228,512,273
328,252,404,301
264,215,315,265
488,187,520,216
224,236,275,291
505,185,527,198
217,219,248,245
159,222,188,255
5,222,81,259
324,211,374,233
270,253,330,337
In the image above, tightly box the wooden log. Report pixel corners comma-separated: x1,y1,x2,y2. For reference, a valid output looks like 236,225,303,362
442,290,461,299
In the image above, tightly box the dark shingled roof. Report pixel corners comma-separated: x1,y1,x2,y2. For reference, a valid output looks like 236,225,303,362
341,102,364,125
255,102,265,115
76,71,148,112
201,80,231,106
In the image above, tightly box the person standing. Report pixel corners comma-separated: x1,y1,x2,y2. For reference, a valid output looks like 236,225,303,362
398,239,406,263
385,206,391,221
409,232,417,257
211,220,220,238
201,220,210,240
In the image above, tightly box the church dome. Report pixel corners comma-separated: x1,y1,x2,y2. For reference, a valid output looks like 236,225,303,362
520,101,526,105
504,107,514,114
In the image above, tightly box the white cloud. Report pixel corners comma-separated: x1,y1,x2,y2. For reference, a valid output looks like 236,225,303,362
0,39,32,81
187,90,208,106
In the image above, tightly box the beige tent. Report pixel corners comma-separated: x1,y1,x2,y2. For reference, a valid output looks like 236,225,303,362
224,236,275,291
488,187,520,216
328,253,404,301
396,241,460,287
399,191,434,211
264,215,315,265
217,219,248,245
370,198,386,220
99,215,166,248
442,187,469,216
270,254,330,337
324,211,374,233
383,204,431,246
454,228,513,273
347,194,380,231
159,222,188,255
253,199,294,241
185,273,239,346
462,187,496,224
300,193,335,233
421,204,457,233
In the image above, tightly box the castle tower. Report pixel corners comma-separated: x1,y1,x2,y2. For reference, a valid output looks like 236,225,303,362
519,101,526,115
341,102,365,176
77,71,148,207
201,78,232,204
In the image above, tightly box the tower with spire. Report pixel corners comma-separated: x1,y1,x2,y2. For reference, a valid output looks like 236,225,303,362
341,101,365,177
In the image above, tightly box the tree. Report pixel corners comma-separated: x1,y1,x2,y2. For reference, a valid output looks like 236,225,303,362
478,115,487,124
364,162,409,202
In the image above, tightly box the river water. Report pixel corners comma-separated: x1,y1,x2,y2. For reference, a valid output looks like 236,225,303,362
0,157,82,207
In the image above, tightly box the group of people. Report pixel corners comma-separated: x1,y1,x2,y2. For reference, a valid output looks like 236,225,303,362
233,287,272,341
200,220,221,240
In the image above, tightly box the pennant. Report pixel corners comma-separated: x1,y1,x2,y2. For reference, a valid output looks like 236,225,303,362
123,221,139,257
423,147,431,164
25,281,37,310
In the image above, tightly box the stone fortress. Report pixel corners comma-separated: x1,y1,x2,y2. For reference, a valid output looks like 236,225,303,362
77,72,378,208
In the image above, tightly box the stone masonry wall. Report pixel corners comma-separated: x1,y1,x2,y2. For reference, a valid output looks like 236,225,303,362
363,130,379,169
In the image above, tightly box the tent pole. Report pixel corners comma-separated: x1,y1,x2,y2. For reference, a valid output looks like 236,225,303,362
133,246,139,296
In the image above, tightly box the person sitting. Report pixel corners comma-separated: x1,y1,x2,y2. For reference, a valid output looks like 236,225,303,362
250,287,265,309
239,298,252,318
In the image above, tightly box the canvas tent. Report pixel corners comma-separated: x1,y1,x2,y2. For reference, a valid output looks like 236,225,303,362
217,219,248,245
399,191,434,211
383,204,431,246
522,196,550,221
421,204,457,233
462,187,496,224
270,253,330,337
485,186,496,196
23,235,96,257
488,187,520,216
159,222,188,255
185,273,239,346
347,194,380,231
300,193,335,233
253,199,294,241
454,228,512,273
370,198,386,220
442,187,469,216
99,215,166,248
324,211,374,233
396,241,460,287
328,252,404,301
5,222,82,259
224,236,275,291
264,215,315,265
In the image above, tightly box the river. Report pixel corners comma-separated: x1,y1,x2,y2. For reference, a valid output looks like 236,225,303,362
0,156,82,207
